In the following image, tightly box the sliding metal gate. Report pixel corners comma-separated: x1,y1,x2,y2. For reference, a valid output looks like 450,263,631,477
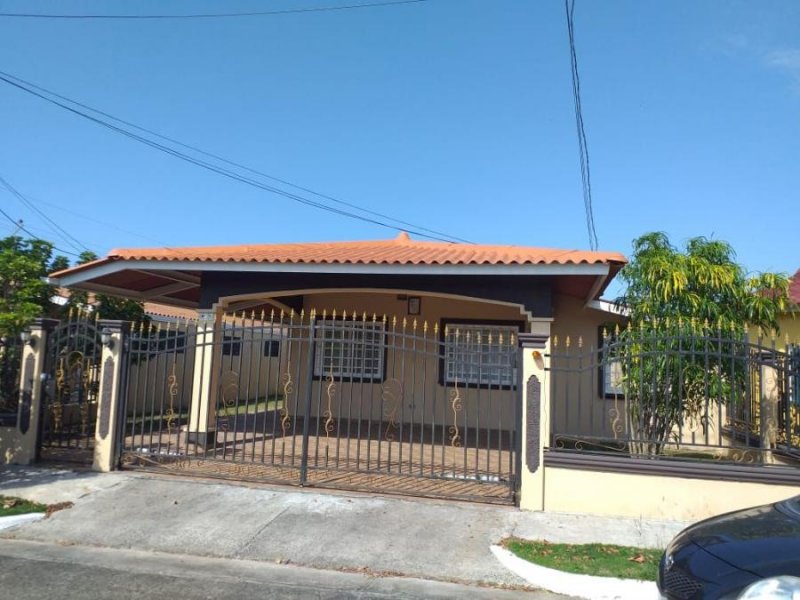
119,311,519,504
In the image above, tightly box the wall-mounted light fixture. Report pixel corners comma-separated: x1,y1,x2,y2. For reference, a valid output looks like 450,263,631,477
100,328,114,349
20,329,37,348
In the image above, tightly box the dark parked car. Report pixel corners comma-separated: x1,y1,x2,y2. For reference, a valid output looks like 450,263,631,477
658,496,800,600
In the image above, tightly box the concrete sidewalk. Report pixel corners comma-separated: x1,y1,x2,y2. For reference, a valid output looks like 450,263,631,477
0,467,689,591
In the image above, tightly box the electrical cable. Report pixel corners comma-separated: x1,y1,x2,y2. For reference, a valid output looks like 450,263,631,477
564,0,598,251
8,193,170,246
0,71,472,244
0,205,83,257
0,174,91,253
0,0,430,20
0,70,472,244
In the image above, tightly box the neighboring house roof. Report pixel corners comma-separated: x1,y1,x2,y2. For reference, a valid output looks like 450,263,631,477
143,302,197,321
48,233,627,309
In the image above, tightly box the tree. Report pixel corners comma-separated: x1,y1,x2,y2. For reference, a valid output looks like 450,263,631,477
0,236,67,337
617,232,790,332
612,232,791,456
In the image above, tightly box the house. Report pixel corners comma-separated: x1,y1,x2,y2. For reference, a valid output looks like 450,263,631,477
776,268,800,346
7,233,797,519
46,232,625,504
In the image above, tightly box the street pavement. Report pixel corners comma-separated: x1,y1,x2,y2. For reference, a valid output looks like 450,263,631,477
0,467,689,597
0,539,543,600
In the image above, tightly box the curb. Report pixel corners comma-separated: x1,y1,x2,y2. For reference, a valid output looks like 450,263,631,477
490,545,659,600
0,512,46,532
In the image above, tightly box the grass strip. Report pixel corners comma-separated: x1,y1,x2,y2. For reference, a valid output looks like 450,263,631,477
502,538,662,582
0,496,48,517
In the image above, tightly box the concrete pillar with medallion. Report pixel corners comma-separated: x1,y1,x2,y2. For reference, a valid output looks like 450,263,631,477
93,320,130,472
1,318,58,465
517,320,551,511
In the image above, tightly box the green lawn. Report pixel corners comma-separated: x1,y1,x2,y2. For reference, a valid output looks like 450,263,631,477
218,396,281,417
125,395,283,425
0,496,48,517
503,538,663,581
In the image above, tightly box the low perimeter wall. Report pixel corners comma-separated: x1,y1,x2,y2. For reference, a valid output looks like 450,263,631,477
541,455,799,522
0,425,36,465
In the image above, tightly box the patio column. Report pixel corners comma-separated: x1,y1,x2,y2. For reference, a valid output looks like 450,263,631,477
188,308,221,445
517,320,551,511
93,320,130,472
2,318,58,465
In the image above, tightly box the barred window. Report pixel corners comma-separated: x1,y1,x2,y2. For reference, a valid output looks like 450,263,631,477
444,324,518,387
314,320,385,380
222,335,242,357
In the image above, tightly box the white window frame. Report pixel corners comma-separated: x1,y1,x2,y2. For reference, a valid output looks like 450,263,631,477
313,319,386,380
443,323,518,388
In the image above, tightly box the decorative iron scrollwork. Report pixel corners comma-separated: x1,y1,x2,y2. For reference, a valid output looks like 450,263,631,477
323,368,336,439
218,370,239,432
165,362,178,436
280,365,293,435
449,384,462,448
382,378,403,442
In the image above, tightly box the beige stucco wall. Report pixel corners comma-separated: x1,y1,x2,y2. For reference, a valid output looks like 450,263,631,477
126,348,195,416
0,426,34,465
549,294,626,441
294,292,528,431
777,313,800,348
543,466,799,522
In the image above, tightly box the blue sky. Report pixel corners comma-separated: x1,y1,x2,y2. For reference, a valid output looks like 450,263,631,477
1,0,798,295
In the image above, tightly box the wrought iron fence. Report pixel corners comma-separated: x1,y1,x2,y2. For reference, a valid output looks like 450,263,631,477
39,310,102,461
548,324,800,466
119,309,519,503
0,334,23,426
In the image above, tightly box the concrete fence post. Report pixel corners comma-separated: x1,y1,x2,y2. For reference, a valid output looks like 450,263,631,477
93,320,130,472
0,318,58,465
517,322,551,511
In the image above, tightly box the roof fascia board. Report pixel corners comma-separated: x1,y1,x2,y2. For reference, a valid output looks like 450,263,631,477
587,299,629,317
584,272,611,306
53,259,613,287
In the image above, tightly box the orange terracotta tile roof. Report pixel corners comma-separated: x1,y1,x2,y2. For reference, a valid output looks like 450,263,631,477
143,302,198,320
97,232,626,268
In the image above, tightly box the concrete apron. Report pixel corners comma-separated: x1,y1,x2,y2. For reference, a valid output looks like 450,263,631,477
0,469,690,589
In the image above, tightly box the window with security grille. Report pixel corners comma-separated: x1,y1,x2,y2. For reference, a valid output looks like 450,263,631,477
444,324,518,387
314,320,385,380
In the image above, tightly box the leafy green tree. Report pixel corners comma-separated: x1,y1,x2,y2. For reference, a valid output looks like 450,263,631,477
617,232,790,333
612,232,791,456
0,236,67,337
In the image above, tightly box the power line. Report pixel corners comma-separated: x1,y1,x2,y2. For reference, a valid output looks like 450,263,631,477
0,71,472,244
0,174,91,254
0,206,83,257
9,192,170,247
0,70,472,244
0,0,430,19
564,0,598,251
